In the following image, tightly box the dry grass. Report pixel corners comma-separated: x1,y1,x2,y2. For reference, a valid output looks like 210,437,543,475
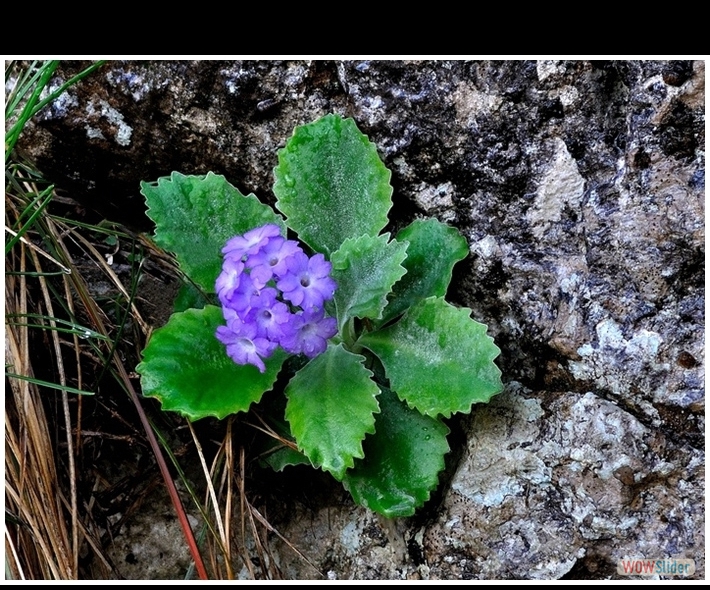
6,176,93,579
180,418,319,580
5,163,200,579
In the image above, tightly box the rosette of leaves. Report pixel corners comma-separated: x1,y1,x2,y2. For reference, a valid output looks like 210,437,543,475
137,114,503,517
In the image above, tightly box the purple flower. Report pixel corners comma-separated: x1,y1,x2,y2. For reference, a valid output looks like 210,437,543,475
280,307,338,358
223,272,260,312
244,290,294,341
222,223,281,259
215,224,339,366
215,255,245,307
246,236,302,287
216,318,277,373
277,252,337,310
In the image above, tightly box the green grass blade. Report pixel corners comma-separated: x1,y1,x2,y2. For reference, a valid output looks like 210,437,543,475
5,373,95,396
29,60,106,120
5,185,54,254
5,60,59,160
5,60,106,162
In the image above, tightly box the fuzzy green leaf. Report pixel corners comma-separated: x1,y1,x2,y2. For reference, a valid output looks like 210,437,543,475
360,297,502,418
343,387,450,518
137,305,285,421
330,233,408,333
273,114,393,255
141,172,285,292
380,218,469,323
285,343,380,480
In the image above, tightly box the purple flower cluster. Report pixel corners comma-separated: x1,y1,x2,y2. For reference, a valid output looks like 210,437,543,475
215,224,338,372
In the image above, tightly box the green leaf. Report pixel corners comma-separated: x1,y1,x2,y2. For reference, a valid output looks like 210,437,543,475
141,172,285,292
261,445,312,472
330,233,408,333
360,297,502,418
284,343,380,480
137,305,285,421
255,396,312,471
380,218,469,324
173,280,211,313
273,114,393,255
343,387,450,518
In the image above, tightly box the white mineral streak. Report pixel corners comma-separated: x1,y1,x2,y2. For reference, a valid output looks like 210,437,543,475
528,138,586,239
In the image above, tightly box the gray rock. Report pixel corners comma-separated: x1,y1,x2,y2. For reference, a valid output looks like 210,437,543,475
17,59,704,579
425,384,703,579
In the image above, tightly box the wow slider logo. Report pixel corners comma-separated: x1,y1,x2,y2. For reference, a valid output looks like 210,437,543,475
617,558,695,576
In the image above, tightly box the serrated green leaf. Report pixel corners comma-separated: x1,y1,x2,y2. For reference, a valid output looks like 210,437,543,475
273,114,392,255
141,172,285,292
137,305,285,421
380,218,469,324
360,297,502,418
343,387,450,518
284,343,380,480
330,233,408,333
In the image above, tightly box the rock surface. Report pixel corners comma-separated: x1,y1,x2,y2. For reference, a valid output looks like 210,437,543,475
17,59,704,579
